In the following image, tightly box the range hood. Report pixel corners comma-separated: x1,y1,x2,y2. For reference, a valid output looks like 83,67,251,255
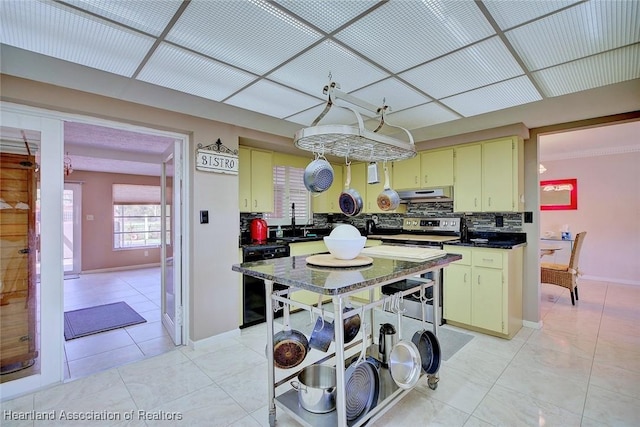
398,187,453,203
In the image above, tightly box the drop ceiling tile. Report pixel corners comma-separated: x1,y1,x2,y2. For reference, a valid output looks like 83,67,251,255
165,0,321,75
0,0,154,77
267,40,389,97
350,78,432,112
400,36,524,99
384,103,461,131
63,0,183,36
273,0,379,33
483,0,581,30
136,43,257,101
440,76,542,117
334,0,495,73
225,80,323,119
533,45,640,97
506,0,640,71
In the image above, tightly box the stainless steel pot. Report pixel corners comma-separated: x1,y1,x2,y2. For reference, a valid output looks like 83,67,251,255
291,364,336,414
339,162,363,217
304,156,334,193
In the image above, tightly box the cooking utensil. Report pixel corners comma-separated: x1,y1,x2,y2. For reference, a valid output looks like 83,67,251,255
290,364,336,414
272,304,309,369
376,165,400,211
378,322,397,367
411,286,442,375
345,320,379,422
388,295,422,389
342,304,361,344
309,295,333,352
303,154,334,193
339,162,363,217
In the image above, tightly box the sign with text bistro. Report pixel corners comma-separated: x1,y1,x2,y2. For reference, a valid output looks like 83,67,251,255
196,150,238,175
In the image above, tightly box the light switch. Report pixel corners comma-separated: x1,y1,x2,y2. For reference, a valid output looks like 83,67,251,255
86,214,94,221
200,210,209,224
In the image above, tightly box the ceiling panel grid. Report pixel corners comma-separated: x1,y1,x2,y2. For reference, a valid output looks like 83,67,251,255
165,0,322,75
273,0,380,33
334,0,496,73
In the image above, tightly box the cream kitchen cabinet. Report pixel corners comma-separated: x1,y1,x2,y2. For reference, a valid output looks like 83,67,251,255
421,148,454,187
311,164,343,213
239,147,274,213
453,137,523,213
443,245,523,339
392,155,421,190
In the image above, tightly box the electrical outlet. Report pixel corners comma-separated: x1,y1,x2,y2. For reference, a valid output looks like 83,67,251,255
200,210,209,224
495,215,504,227
144,250,149,257
524,211,533,223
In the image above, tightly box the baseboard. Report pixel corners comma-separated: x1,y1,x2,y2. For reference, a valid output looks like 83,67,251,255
523,319,543,329
188,328,240,350
81,263,161,274
582,275,640,286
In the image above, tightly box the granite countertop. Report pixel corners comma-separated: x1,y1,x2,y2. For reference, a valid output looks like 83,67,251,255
232,253,462,295
445,241,527,249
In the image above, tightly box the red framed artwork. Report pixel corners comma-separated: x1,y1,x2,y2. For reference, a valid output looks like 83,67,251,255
540,178,578,210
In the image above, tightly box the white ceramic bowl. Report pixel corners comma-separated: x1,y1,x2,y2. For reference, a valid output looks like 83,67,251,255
324,236,367,260
330,224,361,238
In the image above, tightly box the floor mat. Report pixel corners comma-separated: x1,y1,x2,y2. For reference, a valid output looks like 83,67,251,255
437,327,475,360
64,301,146,340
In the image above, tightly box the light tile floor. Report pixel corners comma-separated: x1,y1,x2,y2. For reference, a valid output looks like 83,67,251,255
62,267,176,379
2,279,639,426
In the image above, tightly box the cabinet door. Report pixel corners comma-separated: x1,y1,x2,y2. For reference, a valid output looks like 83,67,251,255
251,150,274,212
421,148,454,187
471,267,503,333
392,156,421,190
238,147,251,212
482,138,514,212
454,144,482,212
443,264,471,324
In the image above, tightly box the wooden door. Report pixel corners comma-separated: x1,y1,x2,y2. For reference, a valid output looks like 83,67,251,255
0,153,38,371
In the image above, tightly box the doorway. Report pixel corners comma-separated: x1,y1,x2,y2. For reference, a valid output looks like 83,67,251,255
63,183,81,277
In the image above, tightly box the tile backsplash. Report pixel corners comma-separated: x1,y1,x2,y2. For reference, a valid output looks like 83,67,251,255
241,201,523,233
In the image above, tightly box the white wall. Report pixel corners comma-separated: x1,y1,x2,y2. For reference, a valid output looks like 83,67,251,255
540,152,640,285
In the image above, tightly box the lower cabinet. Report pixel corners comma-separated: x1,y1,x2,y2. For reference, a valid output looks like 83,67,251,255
443,245,523,339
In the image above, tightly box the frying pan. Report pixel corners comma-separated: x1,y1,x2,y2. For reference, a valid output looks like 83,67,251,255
344,321,379,422
388,295,422,390
339,162,363,217
304,154,334,193
272,303,309,369
376,165,400,211
411,287,441,375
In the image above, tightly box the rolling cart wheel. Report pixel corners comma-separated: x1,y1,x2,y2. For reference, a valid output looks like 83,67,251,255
427,375,439,390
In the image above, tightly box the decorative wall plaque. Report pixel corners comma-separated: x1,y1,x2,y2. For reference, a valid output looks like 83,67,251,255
196,139,238,175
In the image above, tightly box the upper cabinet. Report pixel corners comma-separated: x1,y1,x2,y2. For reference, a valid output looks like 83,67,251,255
239,147,274,213
421,148,454,187
454,136,523,213
391,155,421,190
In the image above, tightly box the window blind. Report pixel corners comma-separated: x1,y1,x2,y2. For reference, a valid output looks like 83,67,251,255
112,184,161,204
264,165,310,225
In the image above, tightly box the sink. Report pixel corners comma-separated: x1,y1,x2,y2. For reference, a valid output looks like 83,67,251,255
280,236,323,243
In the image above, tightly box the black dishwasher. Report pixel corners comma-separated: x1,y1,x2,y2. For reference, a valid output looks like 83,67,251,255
241,244,290,329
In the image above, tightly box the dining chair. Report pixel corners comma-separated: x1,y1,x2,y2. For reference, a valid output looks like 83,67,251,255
540,232,587,305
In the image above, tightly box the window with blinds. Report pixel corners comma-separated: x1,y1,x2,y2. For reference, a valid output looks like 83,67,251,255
112,184,168,249
263,165,310,226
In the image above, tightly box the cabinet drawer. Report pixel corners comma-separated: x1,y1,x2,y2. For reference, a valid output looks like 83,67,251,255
444,246,472,265
473,251,503,269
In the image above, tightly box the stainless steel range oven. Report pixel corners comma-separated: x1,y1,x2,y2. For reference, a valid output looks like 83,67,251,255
375,217,460,325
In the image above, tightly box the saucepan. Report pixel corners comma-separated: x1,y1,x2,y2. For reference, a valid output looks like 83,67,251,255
290,364,337,414
376,164,400,211
411,286,441,375
339,162,363,217
309,295,333,352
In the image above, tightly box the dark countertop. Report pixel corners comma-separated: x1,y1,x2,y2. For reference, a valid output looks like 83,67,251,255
445,231,527,250
445,241,527,249
232,253,462,295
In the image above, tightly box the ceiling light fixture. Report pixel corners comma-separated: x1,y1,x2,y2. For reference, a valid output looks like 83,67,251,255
64,152,73,176
293,82,416,162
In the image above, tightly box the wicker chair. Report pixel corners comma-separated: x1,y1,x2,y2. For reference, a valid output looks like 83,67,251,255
541,231,587,305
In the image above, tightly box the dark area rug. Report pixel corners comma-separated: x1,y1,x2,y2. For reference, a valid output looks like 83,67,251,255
64,301,146,340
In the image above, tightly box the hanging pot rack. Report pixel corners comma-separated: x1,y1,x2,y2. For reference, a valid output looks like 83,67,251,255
294,82,416,162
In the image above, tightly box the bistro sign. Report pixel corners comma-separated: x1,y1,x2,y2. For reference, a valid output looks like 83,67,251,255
196,139,238,175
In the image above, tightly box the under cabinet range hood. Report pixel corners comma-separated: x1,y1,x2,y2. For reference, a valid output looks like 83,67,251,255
398,187,453,203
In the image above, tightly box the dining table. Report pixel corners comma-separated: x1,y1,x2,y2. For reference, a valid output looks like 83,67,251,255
540,245,563,259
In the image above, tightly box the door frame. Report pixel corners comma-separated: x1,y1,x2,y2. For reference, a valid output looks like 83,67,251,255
0,102,190,399
63,182,82,276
